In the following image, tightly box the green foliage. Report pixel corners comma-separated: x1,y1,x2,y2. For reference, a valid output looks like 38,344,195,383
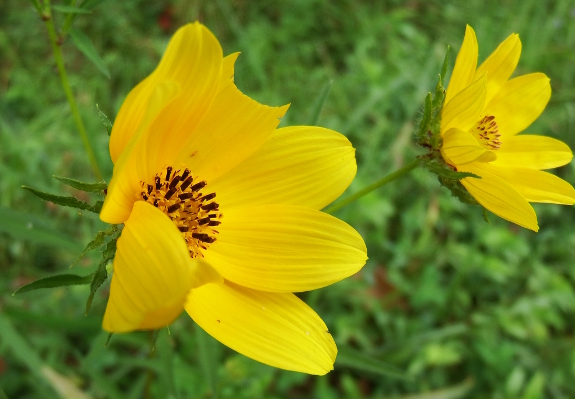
69,27,110,78
96,104,113,135
22,185,103,213
307,80,333,126
13,273,93,295
53,175,107,192
51,5,92,14
2,0,575,398
85,232,118,315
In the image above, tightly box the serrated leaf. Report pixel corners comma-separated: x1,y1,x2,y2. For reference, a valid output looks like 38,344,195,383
13,273,93,295
336,345,411,381
85,238,116,315
22,185,102,213
96,104,113,135
307,80,333,126
0,206,81,251
69,28,110,79
51,5,92,14
71,229,112,267
439,177,480,205
54,175,107,193
440,45,450,85
425,162,480,181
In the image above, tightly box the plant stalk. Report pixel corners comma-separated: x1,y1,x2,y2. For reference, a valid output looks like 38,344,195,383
40,1,104,181
324,158,420,214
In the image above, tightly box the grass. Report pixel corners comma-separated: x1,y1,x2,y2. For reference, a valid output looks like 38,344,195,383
1,0,575,398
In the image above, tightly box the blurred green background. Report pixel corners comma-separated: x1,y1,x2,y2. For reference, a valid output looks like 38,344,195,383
1,0,575,398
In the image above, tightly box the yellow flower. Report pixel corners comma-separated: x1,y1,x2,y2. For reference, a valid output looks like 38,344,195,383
99,23,367,375
440,25,575,231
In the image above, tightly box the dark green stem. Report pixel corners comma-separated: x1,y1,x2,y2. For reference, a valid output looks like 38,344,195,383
324,159,420,214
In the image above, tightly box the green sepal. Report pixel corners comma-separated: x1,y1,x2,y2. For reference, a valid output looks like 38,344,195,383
96,104,113,136
482,208,490,223
439,177,481,206
440,45,450,85
22,185,102,213
105,332,114,346
425,160,480,181
85,238,117,315
13,273,93,296
53,175,107,193
71,227,115,267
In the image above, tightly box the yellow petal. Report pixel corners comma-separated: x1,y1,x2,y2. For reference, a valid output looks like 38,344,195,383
110,23,223,163
100,81,181,224
472,164,575,205
102,201,222,333
483,73,551,137
441,74,487,134
209,126,357,210
441,128,496,165
475,33,521,104
493,135,573,169
185,281,337,375
220,52,240,90
172,79,289,184
445,25,478,105
204,205,367,292
458,164,538,231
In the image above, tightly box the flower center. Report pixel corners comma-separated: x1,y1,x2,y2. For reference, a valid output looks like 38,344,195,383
470,115,501,150
138,166,221,258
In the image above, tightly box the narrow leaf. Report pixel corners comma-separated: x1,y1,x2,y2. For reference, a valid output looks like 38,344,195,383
336,345,412,381
22,185,102,213
85,239,116,315
80,0,108,10
440,45,450,85
425,161,480,181
13,274,93,295
51,5,92,14
307,80,333,126
69,28,110,79
54,175,107,193
71,229,111,267
96,104,113,135
418,92,432,134
0,207,81,251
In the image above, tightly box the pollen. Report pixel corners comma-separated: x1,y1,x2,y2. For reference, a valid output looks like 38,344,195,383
471,115,501,150
138,166,221,258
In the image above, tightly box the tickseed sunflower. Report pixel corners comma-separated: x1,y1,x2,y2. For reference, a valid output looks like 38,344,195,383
99,23,367,375
440,25,575,231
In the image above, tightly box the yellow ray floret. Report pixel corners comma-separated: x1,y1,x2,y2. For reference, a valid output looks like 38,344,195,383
100,22,367,374
440,25,575,231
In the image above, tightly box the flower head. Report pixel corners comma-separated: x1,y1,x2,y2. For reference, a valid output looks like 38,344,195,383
100,23,367,374
440,25,575,231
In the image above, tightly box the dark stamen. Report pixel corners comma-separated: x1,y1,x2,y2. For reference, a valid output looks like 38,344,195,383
166,166,172,181
180,169,190,181
153,199,159,207
142,194,148,201
180,176,194,191
208,220,221,226
198,217,211,225
169,176,181,189
191,181,206,192
201,202,219,211
165,187,177,200
147,185,153,195
155,177,161,190
178,226,189,232
167,203,181,213
208,214,217,218
192,233,215,243
200,193,216,202
179,192,195,200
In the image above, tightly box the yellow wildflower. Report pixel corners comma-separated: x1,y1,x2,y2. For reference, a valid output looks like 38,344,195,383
440,25,575,231
99,23,367,375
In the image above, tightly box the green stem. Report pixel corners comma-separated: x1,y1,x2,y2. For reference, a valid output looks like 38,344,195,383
324,158,420,214
40,1,104,181
60,0,78,39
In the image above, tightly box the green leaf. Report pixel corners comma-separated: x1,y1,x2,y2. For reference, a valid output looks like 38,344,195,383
13,273,93,295
418,92,432,137
425,162,480,181
96,104,113,135
0,206,81,251
307,80,333,126
439,178,481,206
69,28,110,79
389,377,475,399
54,175,107,193
22,185,102,213
335,345,412,381
80,0,108,10
71,229,112,267
440,45,450,85
85,238,117,315
51,5,92,14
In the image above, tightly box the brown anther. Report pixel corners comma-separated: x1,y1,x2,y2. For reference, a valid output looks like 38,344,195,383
191,182,206,192
201,202,219,211
167,203,181,213
180,176,194,191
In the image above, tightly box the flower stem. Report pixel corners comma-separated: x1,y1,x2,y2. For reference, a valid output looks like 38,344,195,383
324,158,420,214
40,1,104,181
